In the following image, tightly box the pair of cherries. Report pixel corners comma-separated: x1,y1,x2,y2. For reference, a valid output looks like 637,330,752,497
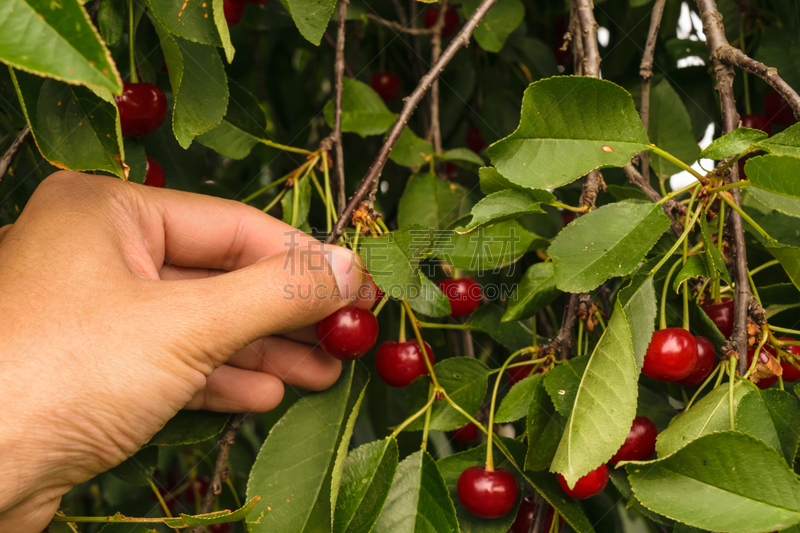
642,328,715,385
748,339,800,389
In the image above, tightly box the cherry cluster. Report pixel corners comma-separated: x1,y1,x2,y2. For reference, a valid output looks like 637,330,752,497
114,82,167,187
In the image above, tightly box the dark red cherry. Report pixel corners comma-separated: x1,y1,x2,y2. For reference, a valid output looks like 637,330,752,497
608,416,657,466
557,464,608,500
507,357,544,387
678,336,717,386
246,0,271,3
457,466,518,519
437,278,481,317
423,7,460,38
778,338,800,382
224,0,246,25
510,495,564,533
701,298,734,338
186,476,210,503
444,161,458,177
208,524,233,533
144,156,166,188
370,71,401,103
764,91,796,126
561,210,576,226
316,306,379,360
115,83,167,137
741,114,772,136
466,126,485,153
375,340,434,388
642,328,698,382
452,423,479,444
553,45,572,67
747,344,778,389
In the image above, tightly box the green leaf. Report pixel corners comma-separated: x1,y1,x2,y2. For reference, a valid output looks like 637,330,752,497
549,201,671,293
755,122,800,157
358,225,430,299
434,219,547,271
760,283,800,319
606,184,650,201
454,189,552,234
405,357,490,431
148,0,221,46
283,0,337,45
523,470,597,533
627,432,800,533
11,70,126,178
496,373,542,423
502,262,560,322
406,272,451,318
333,438,398,533
389,127,433,168
607,469,674,526
281,175,312,228
99,525,157,533
397,173,474,231
698,127,767,160
437,444,523,533
323,78,396,137
196,80,268,159
647,80,700,178
543,356,590,416
245,362,369,533
97,0,126,46
212,0,235,63
478,166,523,194
525,374,566,471
699,215,733,285
749,188,800,219
744,155,800,200
735,388,800,465
655,382,751,457
466,304,533,352
108,446,158,486
440,148,484,167
617,276,657,371
123,138,147,184
551,301,638,487
689,300,727,352
156,22,229,149
755,30,800,100
767,243,800,291
372,450,459,533
637,384,678,432
0,0,121,93
672,255,710,292
487,77,649,190
462,0,525,53
146,411,230,447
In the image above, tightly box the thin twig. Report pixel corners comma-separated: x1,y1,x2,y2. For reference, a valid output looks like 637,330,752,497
324,33,354,78
326,0,500,243
568,0,584,74
391,0,408,25
366,13,434,35
638,0,667,182
428,0,448,154
333,0,350,216
695,0,751,374
0,124,31,183
189,414,246,533
557,294,580,360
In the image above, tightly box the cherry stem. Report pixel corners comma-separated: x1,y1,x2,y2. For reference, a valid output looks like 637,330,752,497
486,348,533,471
660,258,683,330
684,362,722,410
389,392,437,438
421,383,434,450
241,172,295,204
487,358,546,375
322,153,333,233
716,191,774,241
547,201,588,213
372,293,389,317
399,303,407,342
747,269,762,305
594,312,606,331
770,324,800,336
128,0,138,83
145,477,173,518
351,221,362,251
577,320,584,357
308,168,333,234
377,218,390,234
713,201,725,303
728,356,737,430
649,146,705,181
262,187,288,213
743,325,771,380
417,321,474,330
260,139,313,155
750,259,779,277
532,317,537,347
649,202,703,277
402,300,441,389
706,180,753,194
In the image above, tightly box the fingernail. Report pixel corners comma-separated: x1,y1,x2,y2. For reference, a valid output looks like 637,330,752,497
325,245,365,301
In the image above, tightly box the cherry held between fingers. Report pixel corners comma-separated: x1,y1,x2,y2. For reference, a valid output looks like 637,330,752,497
144,156,166,188
457,466,519,519
437,278,482,317
557,464,608,500
642,328,698,382
115,83,168,138
677,336,716,386
608,416,657,466
316,307,379,360
375,340,434,388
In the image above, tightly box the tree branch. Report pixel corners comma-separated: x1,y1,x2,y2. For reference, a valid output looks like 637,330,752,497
189,414,246,533
365,13,435,35
557,293,580,360
638,0,667,182
333,0,349,215
695,0,751,374
0,124,31,184
575,0,600,77
428,0,448,155
326,0,500,244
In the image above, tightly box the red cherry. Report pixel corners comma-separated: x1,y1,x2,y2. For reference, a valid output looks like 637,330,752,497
437,278,481,317
144,156,166,188
444,161,458,177
370,71,401,103
642,328,698,382
741,114,772,136
208,524,233,533
115,83,168,137
375,340,434,387
678,336,717,386
457,466,518,519
186,476,210,503
561,210,576,226
246,0,271,3
466,126,485,153
224,0,246,25
764,91,796,126
507,357,544,387
608,416,657,466
510,495,564,533
778,338,800,382
452,423,480,444
316,306,379,360
701,298,734,338
747,344,778,389
423,7,460,38
557,464,608,500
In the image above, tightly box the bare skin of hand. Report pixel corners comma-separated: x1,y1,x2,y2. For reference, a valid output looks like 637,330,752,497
0,172,373,533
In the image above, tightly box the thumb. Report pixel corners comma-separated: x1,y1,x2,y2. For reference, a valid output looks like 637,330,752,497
154,244,370,357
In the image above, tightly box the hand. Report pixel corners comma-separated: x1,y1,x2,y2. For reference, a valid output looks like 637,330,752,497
0,172,372,532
